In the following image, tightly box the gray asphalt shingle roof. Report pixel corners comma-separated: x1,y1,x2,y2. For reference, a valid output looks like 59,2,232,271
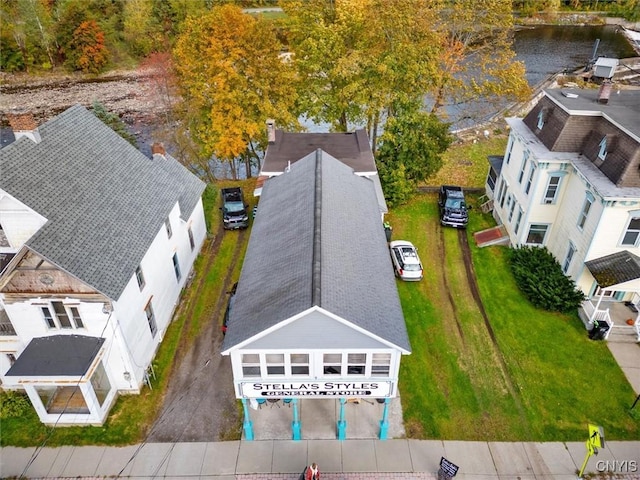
261,129,376,173
6,335,104,377
585,250,640,288
223,149,410,352
0,105,205,300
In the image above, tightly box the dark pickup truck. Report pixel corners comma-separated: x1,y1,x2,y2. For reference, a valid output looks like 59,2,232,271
221,187,249,230
438,185,469,229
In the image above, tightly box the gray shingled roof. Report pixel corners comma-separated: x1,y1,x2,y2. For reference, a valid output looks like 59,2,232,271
223,149,410,352
585,250,640,288
261,129,376,173
6,335,104,376
545,88,640,140
0,105,205,300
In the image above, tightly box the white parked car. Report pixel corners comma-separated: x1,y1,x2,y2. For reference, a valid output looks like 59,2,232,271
389,240,423,281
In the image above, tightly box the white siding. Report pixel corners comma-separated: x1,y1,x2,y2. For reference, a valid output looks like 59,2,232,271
0,191,47,251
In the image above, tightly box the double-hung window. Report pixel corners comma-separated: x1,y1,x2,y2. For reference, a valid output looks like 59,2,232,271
42,302,84,329
514,207,523,235
563,242,576,274
525,165,535,195
508,199,517,222
504,137,514,165
622,216,640,246
577,193,594,230
543,175,562,204
518,152,529,184
136,265,145,290
188,227,195,251
145,300,157,338
172,253,181,282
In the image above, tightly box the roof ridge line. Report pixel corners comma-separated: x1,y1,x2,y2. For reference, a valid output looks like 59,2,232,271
312,148,322,306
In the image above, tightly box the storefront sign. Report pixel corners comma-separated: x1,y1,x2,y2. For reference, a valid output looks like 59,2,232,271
241,381,393,398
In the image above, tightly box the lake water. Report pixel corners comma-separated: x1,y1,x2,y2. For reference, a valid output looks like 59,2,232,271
515,24,636,87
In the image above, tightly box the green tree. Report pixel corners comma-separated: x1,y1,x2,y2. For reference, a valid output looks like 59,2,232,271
173,4,298,180
376,104,453,207
92,101,137,146
431,0,530,114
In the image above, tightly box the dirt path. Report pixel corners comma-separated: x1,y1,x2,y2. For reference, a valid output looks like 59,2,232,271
147,229,247,442
455,228,527,418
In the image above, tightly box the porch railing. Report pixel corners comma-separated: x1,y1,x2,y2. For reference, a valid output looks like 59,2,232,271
580,300,613,339
0,322,16,336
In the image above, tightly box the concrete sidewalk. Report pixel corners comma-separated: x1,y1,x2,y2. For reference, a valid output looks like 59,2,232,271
2,439,640,479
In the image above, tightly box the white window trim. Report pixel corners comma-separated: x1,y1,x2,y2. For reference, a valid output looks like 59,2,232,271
598,137,607,161
620,212,640,247
41,301,85,330
526,223,549,245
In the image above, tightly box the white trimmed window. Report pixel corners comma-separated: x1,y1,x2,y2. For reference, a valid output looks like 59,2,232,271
347,353,366,375
372,353,391,376
537,110,545,130
514,207,523,235
508,199,517,222
598,137,607,160
172,253,181,281
188,227,195,250
563,242,576,274
526,224,549,245
165,218,173,239
323,353,342,375
518,152,529,184
622,217,640,246
241,354,261,377
41,302,84,329
291,354,309,376
543,175,562,204
145,299,157,338
525,165,535,194
504,137,514,165
135,265,145,290
577,193,594,230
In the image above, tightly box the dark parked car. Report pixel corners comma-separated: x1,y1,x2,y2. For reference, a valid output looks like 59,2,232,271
438,185,469,228
221,187,249,230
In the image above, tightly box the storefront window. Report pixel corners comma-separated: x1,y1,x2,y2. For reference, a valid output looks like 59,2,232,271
242,353,260,377
291,353,309,375
372,353,391,376
323,353,342,375
266,353,285,375
347,353,366,375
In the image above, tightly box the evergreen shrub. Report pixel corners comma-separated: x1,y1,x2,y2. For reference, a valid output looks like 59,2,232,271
508,245,585,313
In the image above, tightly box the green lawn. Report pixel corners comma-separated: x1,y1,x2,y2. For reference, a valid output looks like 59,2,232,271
390,194,640,441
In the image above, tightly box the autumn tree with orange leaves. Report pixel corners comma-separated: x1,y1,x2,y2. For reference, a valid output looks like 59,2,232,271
173,4,298,180
69,20,108,73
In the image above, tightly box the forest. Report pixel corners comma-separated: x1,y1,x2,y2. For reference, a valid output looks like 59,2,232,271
1,0,638,75
1,0,638,197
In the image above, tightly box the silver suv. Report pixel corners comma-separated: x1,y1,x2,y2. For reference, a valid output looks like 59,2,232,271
389,240,423,281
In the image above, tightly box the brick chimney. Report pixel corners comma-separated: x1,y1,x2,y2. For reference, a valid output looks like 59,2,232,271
151,142,166,158
7,112,41,144
266,119,276,144
598,80,613,105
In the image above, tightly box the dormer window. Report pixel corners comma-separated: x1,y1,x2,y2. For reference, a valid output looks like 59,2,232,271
598,137,607,161
537,110,545,130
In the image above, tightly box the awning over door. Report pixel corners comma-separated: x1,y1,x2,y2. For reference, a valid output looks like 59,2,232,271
585,251,640,289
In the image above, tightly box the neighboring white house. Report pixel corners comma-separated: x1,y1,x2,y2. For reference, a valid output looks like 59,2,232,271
487,86,640,339
0,105,207,425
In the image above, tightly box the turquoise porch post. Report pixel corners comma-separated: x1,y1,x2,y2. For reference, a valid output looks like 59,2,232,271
292,398,301,440
241,398,254,441
337,398,347,440
379,398,390,440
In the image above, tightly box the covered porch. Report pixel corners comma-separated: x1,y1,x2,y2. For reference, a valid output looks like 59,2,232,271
4,334,118,425
579,251,640,342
